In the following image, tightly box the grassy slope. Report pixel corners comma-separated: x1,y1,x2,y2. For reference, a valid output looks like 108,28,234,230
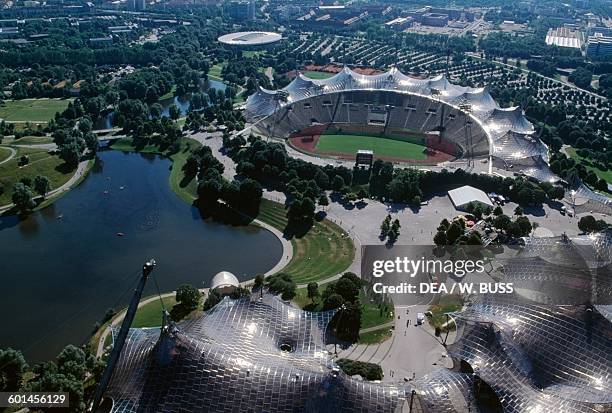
258,198,354,284
4,136,54,145
360,299,393,329
0,146,75,205
131,296,178,328
303,71,334,79
316,134,427,160
567,147,612,184
0,146,11,163
0,98,72,122
208,64,224,80
159,85,177,100
358,328,392,344
428,294,463,330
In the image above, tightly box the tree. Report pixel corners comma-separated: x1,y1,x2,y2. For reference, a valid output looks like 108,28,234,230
323,293,345,310
380,215,391,237
446,222,463,244
506,222,522,238
12,183,35,211
334,301,361,342
514,206,523,216
168,104,180,121
493,214,511,231
578,215,607,233
203,289,222,310
84,132,100,153
175,284,201,311
332,175,345,192
78,118,92,133
318,194,329,207
287,197,315,224
24,345,90,412
0,348,27,391
266,273,296,300
307,282,319,301
434,230,447,246
516,216,532,236
33,175,51,199
253,274,265,291
357,188,368,200
493,206,503,216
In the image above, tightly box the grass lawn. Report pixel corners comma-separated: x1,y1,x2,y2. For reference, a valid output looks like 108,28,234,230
358,328,392,344
303,71,334,79
159,85,177,100
258,198,354,284
316,134,427,160
132,296,178,328
0,146,11,163
0,146,75,205
360,296,394,329
567,147,612,184
209,64,224,80
428,294,463,331
244,50,265,58
4,136,54,145
0,98,72,122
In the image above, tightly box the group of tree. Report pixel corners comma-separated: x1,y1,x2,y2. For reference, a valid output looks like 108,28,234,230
577,215,609,233
433,218,483,246
0,345,104,412
194,146,263,220
11,175,51,212
335,359,383,381
379,214,401,244
318,272,363,343
170,284,202,320
265,273,297,301
550,152,609,192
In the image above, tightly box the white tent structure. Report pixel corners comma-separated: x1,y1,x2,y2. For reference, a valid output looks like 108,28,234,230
448,185,494,210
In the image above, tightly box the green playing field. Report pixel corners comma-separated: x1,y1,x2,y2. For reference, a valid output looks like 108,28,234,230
315,133,427,160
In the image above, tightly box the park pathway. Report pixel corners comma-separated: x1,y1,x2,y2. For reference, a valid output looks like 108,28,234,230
0,145,16,165
0,156,90,213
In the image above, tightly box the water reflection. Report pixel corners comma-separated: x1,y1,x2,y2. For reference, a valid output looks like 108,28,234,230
0,150,281,360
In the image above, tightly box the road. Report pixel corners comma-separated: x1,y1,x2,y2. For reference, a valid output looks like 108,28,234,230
335,304,454,382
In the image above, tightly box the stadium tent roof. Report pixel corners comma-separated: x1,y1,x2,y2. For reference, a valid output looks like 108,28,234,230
448,185,493,209
210,271,239,290
102,232,612,413
244,66,556,185
218,31,282,46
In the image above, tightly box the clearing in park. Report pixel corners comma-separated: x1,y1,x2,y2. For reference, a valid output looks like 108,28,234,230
315,133,428,161
0,98,73,123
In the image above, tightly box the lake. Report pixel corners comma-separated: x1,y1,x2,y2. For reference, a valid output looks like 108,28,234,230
0,150,282,361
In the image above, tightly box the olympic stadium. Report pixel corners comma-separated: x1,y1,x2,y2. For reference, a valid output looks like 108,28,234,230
98,231,612,413
245,67,554,181
218,31,282,47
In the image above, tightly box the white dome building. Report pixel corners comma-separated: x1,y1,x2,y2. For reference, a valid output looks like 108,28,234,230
210,271,240,295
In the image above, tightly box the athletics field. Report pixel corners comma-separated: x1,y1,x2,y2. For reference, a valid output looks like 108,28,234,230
289,126,457,164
